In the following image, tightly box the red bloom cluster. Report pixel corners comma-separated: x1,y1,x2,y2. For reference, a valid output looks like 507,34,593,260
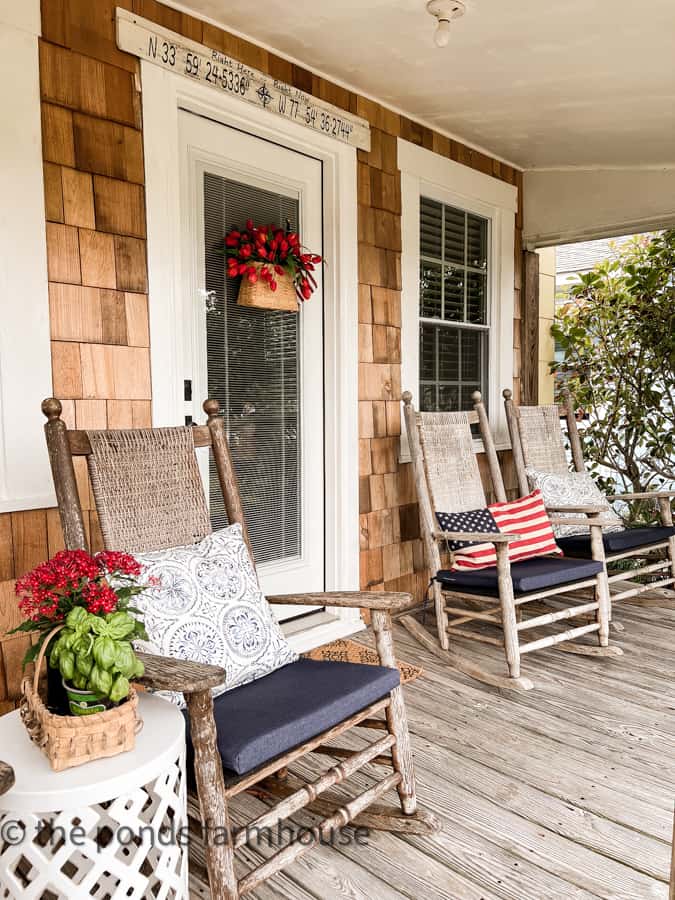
224,219,322,302
16,550,100,621
82,581,119,615
95,550,142,577
14,548,143,622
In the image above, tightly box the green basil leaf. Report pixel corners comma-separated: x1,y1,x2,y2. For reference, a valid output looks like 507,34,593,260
109,675,130,704
75,652,93,676
59,650,75,682
89,665,112,696
89,617,109,636
71,635,88,654
66,606,88,630
113,642,135,677
49,642,61,669
93,636,116,669
132,658,145,679
62,629,77,649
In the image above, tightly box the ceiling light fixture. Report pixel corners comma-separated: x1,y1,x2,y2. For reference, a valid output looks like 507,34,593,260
426,0,466,48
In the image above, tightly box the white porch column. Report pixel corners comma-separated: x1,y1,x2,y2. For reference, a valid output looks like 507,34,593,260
0,0,55,512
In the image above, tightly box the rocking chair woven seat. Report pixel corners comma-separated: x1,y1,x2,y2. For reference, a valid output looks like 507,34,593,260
207,658,400,776
437,556,604,597
557,525,675,559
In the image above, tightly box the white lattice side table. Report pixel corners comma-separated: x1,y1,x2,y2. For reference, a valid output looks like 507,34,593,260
0,693,188,900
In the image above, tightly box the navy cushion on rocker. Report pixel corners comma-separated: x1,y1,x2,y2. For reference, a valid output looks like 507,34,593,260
558,525,675,559
207,658,400,776
437,555,603,597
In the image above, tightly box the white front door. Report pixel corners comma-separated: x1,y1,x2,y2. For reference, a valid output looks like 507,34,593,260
179,110,324,618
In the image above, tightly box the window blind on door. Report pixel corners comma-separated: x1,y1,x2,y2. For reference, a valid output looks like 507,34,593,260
203,172,301,565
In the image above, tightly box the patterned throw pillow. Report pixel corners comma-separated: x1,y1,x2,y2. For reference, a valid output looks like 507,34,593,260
436,490,562,571
133,525,297,708
526,468,624,538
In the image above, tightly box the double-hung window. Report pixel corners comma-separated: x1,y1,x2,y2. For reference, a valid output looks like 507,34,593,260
419,197,489,412
398,139,517,450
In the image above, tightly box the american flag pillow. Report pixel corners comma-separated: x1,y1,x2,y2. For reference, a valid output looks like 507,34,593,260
436,489,562,571
436,507,502,551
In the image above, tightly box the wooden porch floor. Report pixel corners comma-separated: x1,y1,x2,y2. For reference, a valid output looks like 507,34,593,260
190,597,675,899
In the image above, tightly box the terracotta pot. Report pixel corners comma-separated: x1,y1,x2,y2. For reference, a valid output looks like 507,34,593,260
237,263,298,313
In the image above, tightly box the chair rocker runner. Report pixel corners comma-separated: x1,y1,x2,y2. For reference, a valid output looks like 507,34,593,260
400,391,621,693
504,388,675,611
41,397,437,900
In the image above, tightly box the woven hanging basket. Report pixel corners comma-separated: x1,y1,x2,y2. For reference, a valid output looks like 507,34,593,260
20,625,142,772
237,262,298,313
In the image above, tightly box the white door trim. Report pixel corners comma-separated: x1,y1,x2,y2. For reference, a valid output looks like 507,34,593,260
179,115,324,606
141,62,362,640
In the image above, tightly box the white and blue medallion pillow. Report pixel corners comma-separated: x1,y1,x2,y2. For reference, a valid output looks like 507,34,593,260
526,468,624,538
133,525,297,708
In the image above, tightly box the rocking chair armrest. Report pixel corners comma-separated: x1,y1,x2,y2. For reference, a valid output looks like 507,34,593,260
545,504,607,515
548,516,611,528
432,530,521,543
606,491,675,501
134,652,227,693
267,591,415,613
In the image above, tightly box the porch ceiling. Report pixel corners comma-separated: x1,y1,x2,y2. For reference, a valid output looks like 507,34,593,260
169,0,675,170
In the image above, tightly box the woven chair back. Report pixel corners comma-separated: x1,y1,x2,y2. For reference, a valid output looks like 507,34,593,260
418,412,487,514
515,405,570,474
86,427,212,553
43,397,253,561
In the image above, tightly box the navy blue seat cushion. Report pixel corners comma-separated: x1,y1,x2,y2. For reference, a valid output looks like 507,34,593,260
558,525,675,559
193,658,399,776
437,555,603,597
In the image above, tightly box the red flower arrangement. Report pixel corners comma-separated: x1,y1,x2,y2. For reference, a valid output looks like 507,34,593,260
224,219,322,302
10,549,149,668
15,550,141,622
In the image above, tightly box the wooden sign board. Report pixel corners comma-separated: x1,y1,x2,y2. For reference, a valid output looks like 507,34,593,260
116,9,371,152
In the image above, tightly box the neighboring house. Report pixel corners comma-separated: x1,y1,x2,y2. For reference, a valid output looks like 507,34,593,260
555,237,633,370
555,235,636,307
538,236,644,399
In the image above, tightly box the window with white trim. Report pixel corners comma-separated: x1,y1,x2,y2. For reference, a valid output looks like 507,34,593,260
419,197,489,411
398,139,517,451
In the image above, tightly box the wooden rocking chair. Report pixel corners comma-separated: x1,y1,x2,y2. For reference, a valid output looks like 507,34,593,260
41,397,437,899
400,391,621,693
504,388,675,611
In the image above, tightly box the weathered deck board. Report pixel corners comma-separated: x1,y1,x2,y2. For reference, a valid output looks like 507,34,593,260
190,596,675,899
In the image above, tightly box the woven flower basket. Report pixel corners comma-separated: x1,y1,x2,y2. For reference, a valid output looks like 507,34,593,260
237,262,298,313
19,626,141,772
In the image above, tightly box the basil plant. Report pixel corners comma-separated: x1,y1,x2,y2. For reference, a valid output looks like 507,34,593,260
50,606,147,704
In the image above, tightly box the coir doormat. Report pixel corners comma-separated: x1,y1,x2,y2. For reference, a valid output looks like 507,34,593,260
304,638,423,684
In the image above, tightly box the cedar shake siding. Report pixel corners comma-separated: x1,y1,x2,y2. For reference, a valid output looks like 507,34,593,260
0,0,523,711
